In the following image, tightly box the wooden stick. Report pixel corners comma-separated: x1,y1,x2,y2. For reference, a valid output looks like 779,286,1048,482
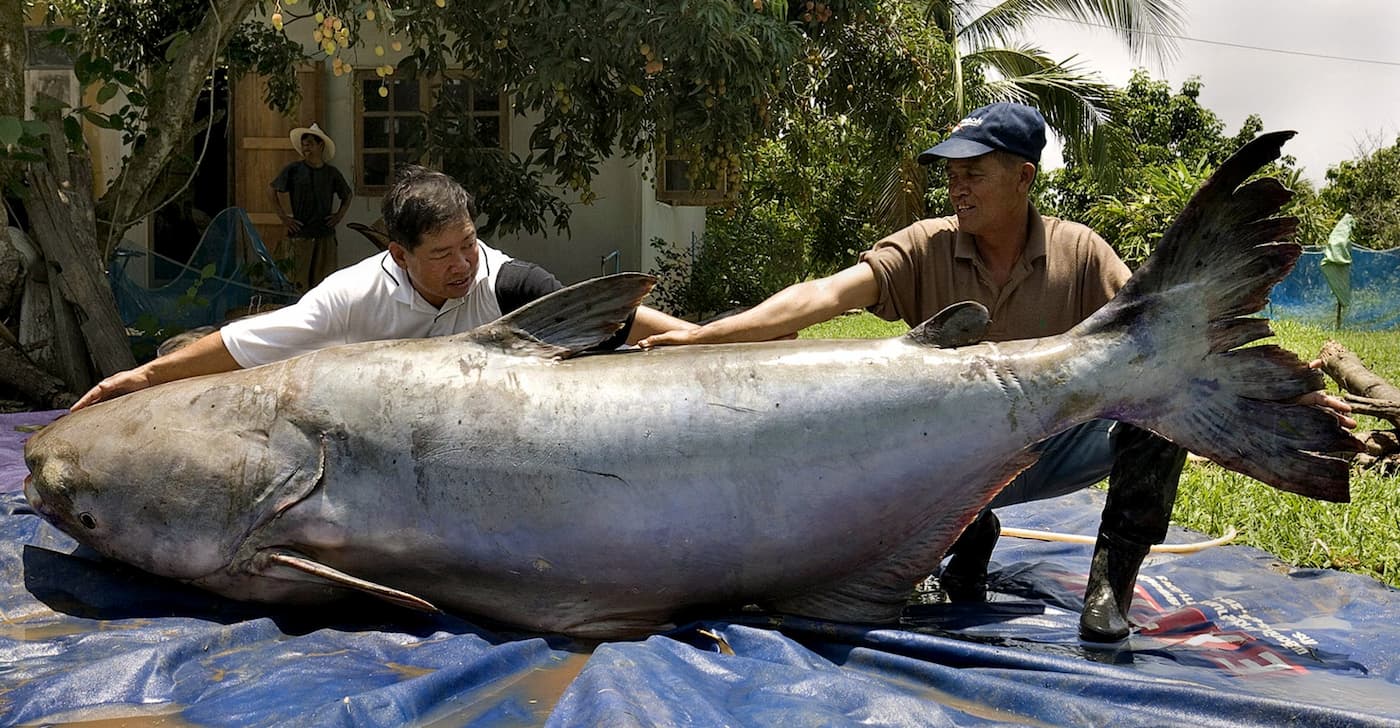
1318,340,1400,401
1318,340,1400,428
1343,396,1400,428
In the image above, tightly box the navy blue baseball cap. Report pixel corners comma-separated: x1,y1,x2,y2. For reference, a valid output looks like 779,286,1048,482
917,102,1047,164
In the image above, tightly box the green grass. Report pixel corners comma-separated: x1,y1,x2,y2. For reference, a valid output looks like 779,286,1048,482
799,310,910,340
798,312,1400,588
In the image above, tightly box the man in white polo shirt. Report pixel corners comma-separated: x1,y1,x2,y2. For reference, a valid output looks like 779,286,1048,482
73,166,692,410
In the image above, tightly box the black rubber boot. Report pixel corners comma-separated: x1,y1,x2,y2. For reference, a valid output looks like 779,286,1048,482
940,510,1000,603
1078,424,1186,642
1079,532,1151,642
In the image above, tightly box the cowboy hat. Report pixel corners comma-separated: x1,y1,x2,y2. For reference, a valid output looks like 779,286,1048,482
289,122,336,161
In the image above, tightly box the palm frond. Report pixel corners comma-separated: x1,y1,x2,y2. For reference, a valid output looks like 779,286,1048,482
965,45,1131,186
867,154,931,233
950,0,1183,68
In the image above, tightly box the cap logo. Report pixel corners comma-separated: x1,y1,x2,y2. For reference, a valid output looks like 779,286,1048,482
952,116,984,133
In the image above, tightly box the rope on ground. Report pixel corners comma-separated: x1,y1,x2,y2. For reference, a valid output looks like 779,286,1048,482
1000,526,1238,554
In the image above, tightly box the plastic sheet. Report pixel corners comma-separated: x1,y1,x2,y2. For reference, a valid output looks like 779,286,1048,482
4,410,1399,726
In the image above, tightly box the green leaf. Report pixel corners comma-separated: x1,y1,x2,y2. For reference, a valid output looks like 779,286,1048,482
21,120,49,139
92,57,114,79
629,85,644,96
200,263,216,278
113,70,139,87
63,116,83,146
0,117,21,146
81,109,124,131
73,52,93,85
97,83,120,105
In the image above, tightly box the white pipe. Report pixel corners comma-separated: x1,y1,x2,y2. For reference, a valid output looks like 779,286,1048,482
1000,526,1239,555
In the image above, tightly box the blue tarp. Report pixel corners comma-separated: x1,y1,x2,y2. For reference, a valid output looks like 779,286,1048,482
1270,245,1400,330
4,409,1400,726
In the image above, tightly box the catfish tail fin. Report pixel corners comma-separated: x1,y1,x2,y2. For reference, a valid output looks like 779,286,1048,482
1079,130,1361,502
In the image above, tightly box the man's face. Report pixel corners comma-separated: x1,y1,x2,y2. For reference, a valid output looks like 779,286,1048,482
300,135,325,162
389,217,480,308
944,153,1033,237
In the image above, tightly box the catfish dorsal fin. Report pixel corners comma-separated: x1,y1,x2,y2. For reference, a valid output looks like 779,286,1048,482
905,301,990,348
467,273,656,358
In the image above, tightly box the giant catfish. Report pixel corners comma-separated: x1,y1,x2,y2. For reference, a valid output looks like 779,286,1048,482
23,132,1359,638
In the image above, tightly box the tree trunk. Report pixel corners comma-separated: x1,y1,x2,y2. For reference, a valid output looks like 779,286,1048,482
0,327,77,409
7,226,60,377
0,0,19,101
0,224,21,313
25,119,136,382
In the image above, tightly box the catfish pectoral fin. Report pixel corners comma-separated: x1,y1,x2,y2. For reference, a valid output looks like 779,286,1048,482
259,550,442,614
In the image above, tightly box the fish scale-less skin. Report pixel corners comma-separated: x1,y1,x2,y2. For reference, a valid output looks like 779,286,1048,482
23,319,1131,637
134,330,1112,636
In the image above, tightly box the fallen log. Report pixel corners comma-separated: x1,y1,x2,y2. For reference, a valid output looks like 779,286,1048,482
1318,340,1400,401
1345,396,1400,428
1317,340,1400,429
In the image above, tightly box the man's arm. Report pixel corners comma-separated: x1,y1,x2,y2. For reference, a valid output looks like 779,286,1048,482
638,262,881,347
71,331,243,411
627,306,697,345
268,185,301,235
327,172,354,228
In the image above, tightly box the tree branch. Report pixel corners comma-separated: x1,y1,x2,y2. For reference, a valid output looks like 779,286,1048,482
95,0,260,254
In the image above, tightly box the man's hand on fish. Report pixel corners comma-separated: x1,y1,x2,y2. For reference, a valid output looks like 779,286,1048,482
1302,358,1357,428
72,368,155,412
71,331,243,412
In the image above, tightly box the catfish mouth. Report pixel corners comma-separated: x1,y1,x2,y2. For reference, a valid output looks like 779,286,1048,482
22,473,45,516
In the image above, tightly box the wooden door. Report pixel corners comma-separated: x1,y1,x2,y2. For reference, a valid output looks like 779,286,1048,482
231,64,324,253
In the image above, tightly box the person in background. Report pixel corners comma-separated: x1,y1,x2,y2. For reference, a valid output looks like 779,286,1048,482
269,122,353,292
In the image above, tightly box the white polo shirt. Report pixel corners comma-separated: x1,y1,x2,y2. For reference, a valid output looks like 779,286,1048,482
222,241,512,368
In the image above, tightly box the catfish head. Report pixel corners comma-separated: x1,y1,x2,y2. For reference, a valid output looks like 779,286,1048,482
22,379,326,587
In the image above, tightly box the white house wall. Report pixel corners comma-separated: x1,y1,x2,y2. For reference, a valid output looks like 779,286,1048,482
493,109,705,285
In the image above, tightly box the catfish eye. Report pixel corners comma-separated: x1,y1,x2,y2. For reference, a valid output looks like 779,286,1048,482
78,512,97,529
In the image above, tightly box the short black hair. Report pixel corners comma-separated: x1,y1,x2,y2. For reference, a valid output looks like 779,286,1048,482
381,166,479,250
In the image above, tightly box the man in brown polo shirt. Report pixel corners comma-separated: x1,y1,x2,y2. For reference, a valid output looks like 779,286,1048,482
640,102,1181,642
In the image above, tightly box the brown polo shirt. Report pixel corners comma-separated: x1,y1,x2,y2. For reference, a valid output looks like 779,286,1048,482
860,207,1130,342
